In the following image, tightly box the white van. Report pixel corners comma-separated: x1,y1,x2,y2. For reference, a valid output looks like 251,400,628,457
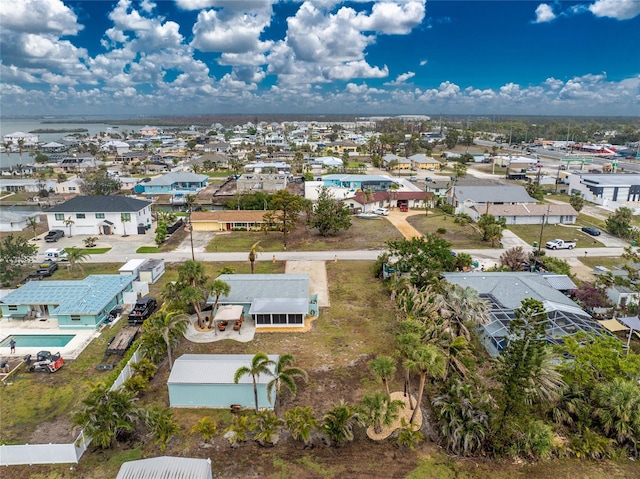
45,248,68,261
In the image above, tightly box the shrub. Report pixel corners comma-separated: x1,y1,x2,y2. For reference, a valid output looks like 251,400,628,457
436,228,447,235
513,420,554,459
123,375,147,394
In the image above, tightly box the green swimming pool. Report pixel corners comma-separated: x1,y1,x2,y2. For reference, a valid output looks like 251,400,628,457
0,334,75,348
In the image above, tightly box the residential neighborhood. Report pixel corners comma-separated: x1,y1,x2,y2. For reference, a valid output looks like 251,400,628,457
1,115,640,479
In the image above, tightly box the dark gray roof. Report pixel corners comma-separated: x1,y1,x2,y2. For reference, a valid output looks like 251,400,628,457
46,196,151,213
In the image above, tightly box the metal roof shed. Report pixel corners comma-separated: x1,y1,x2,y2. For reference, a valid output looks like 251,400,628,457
168,354,279,409
116,456,212,479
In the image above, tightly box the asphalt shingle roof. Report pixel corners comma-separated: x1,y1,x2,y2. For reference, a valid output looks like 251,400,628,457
46,196,151,213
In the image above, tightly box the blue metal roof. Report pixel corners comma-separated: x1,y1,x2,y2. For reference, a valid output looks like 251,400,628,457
0,275,134,315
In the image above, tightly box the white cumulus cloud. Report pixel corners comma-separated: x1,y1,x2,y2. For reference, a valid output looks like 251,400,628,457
589,0,640,20
533,4,556,23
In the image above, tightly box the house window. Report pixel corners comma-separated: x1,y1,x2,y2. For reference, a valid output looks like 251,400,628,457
273,314,287,324
8,305,18,311
71,315,81,321
69,187,76,191
96,213,105,219
121,213,131,221
289,314,303,324
76,213,86,219
55,213,64,221
256,314,271,324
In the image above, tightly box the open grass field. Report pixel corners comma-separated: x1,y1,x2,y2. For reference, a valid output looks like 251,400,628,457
407,211,493,249
206,216,403,252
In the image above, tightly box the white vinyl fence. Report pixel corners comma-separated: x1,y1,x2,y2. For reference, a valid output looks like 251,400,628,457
0,348,142,466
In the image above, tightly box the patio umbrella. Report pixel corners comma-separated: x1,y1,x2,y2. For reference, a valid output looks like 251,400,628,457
617,315,640,354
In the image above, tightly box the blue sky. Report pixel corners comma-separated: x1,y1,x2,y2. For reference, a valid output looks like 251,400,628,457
1,0,638,117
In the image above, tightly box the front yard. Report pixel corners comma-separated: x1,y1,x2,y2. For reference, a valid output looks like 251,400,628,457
407,211,494,249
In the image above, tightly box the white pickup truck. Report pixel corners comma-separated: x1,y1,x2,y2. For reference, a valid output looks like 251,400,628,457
545,239,576,250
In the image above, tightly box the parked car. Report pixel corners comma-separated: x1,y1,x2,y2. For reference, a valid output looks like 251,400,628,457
128,297,158,324
582,226,601,236
36,260,58,277
44,230,65,242
373,208,389,216
545,239,576,250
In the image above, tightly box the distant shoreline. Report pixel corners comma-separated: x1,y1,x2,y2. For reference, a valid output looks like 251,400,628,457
29,128,89,133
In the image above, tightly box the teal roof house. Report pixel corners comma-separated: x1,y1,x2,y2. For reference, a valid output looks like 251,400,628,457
168,354,279,409
0,275,134,329
134,172,208,195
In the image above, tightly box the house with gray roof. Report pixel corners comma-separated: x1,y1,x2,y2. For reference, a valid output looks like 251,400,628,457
0,275,134,329
443,272,607,356
46,195,152,236
0,211,39,232
448,184,538,220
208,274,316,329
168,354,278,409
133,172,208,195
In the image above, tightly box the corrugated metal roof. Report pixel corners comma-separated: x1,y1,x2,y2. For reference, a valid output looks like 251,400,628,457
453,185,536,204
211,274,309,304
168,354,279,385
0,275,134,315
249,298,308,314
116,456,212,479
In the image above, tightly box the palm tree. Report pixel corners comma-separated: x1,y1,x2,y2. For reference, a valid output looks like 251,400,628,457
65,247,89,277
593,378,640,455
64,216,75,237
248,241,262,274
210,278,231,320
17,138,24,158
369,356,396,398
176,260,209,328
250,410,282,446
266,354,308,417
358,391,404,434
191,416,218,442
27,216,38,239
405,343,446,424
120,213,131,237
396,418,425,450
234,353,275,413
146,310,190,370
320,400,361,447
145,405,179,452
440,284,490,340
284,406,318,448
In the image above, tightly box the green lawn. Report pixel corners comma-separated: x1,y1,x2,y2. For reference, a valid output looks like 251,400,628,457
79,247,111,254
407,212,494,249
578,256,623,271
206,218,403,252
508,220,606,249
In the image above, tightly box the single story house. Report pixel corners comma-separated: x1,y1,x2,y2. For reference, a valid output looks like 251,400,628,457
409,154,441,170
606,284,640,309
0,178,56,193
346,190,434,212
53,178,81,195
322,174,396,192
443,272,607,356
190,211,267,232
3,131,38,146
133,172,209,195
448,185,537,217
0,211,39,232
237,173,288,192
46,195,152,236
473,203,578,225
0,275,134,329
209,274,315,328
116,456,212,479
168,354,279,409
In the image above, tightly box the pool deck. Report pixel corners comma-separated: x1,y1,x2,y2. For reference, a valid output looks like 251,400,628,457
0,318,101,361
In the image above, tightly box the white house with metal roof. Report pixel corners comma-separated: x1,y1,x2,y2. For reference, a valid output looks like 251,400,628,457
0,275,134,329
116,456,212,479
447,185,537,218
168,354,279,409
45,195,152,236
209,274,316,329
443,272,607,356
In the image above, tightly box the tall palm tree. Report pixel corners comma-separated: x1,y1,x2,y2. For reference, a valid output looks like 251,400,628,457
209,278,231,319
266,354,308,417
320,400,361,447
405,343,447,424
26,216,38,239
65,247,89,277
120,213,131,237
64,216,75,237
248,241,262,274
284,406,317,448
176,260,210,328
234,353,275,413
369,356,397,398
440,284,490,340
146,310,190,370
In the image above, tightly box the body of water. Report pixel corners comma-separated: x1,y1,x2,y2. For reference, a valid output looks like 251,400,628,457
0,118,151,168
